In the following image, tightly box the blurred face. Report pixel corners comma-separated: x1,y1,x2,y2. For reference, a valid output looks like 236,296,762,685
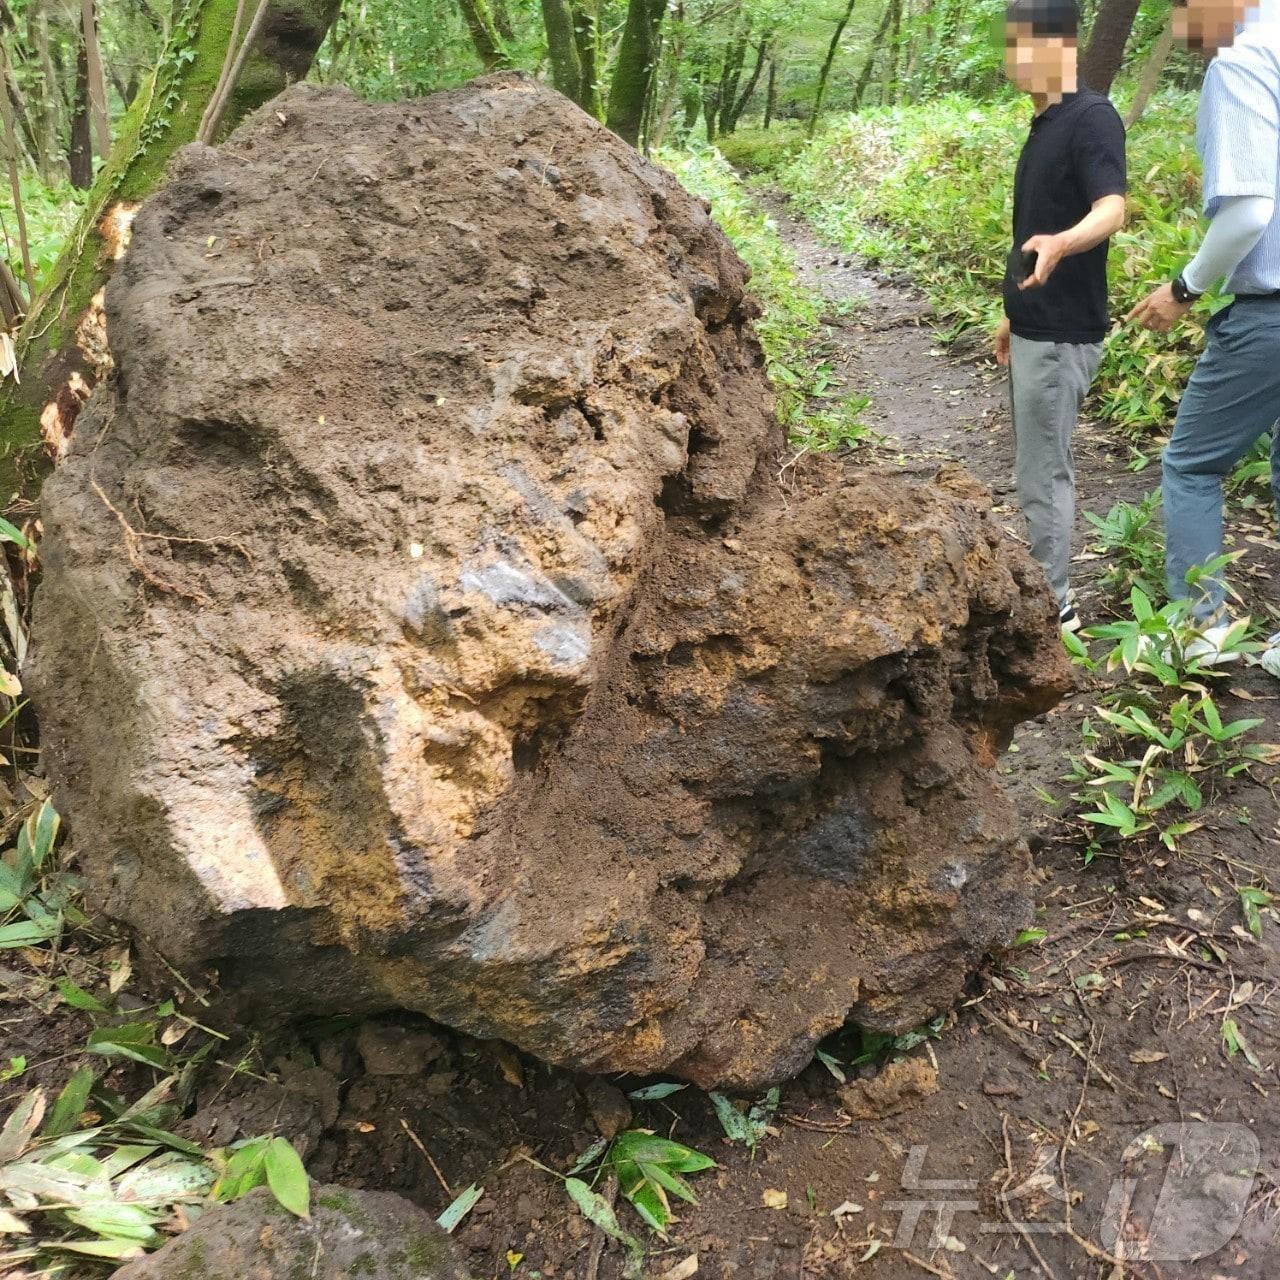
1173,0,1250,52
1005,23,1078,102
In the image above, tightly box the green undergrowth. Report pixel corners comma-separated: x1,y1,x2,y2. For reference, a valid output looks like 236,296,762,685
665,146,874,456
715,124,807,176
0,177,87,300
771,93,1208,434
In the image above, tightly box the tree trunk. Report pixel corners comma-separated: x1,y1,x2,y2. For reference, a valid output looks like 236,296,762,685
68,40,93,188
716,28,748,136
703,82,719,142
81,0,111,158
851,0,894,111
456,0,508,70
0,0,343,497
572,3,602,117
650,6,684,148
763,55,777,129
541,0,583,100
1124,12,1174,127
1079,0,1141,94
604,0,666,147
884,0,902,104
681,72,702,135
30,2,66,183
725,35,768,133
492,0,515,42
808,0,857,137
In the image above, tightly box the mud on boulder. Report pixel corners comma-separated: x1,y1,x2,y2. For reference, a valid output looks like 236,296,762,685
28,73,1070,1089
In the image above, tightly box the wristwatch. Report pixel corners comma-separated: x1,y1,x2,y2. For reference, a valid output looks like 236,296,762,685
1171,274,1203,305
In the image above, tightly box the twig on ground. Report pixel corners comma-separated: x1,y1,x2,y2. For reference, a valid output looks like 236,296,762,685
399,1118,452,1196
901,1249,956,1279
998,1113,1060,1280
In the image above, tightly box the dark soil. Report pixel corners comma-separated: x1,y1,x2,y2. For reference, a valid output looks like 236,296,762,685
6,185,1280,1280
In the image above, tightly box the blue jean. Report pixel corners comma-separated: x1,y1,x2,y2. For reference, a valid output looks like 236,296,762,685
1162,299,1280,616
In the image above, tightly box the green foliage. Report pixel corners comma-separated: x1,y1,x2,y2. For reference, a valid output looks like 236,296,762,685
1239,885,1272,938
1065,588,1279,858
607,1131,716,1236
437,1182,484,1232
0,799,79,954
0,1070,312,1268
1227,433,1274,514
708,1087,779,1151
0,176,86,298
211,1134,310,1218
778,92,1208,432
715,125,807,174
1084,490,1165,600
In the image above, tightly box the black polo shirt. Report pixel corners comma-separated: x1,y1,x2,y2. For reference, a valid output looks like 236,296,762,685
1003,88,1127,344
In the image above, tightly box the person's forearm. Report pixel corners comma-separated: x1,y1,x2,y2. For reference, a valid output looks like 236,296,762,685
1182,194,1275,294
1057,194,1126,258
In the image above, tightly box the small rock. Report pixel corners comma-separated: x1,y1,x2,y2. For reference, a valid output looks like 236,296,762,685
839,1057,938,1120
582,1078,632,1138
112,1184,466,1279
356,1018,445,1075
981,1072,1022,1098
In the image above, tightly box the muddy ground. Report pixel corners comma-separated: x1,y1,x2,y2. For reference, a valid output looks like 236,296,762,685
6,190,1280,1280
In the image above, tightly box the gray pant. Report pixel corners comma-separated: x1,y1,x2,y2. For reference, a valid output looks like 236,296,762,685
1163,299,1280,618
1008,333,1103,607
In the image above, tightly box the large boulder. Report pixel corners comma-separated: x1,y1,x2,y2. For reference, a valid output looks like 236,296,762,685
29,75,1069,1089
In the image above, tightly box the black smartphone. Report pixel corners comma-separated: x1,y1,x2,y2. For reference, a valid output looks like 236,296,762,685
1007,245,1038,286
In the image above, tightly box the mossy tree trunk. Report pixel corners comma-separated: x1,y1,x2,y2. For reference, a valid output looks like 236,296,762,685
604,0,665,147
456,0,509,70
541,0,584,101
809,0,856,137
0,0,341,499
571,2,603,118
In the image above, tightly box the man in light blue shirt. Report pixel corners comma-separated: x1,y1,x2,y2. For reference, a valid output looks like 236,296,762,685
1130,0,1280,629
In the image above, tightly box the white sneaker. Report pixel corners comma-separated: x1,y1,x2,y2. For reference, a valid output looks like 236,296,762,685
1182,623,1243,668
1259,632,1280,679
1136,617,1245,669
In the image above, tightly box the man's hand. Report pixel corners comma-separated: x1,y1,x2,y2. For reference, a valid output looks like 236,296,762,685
1126,282,1192,334
994,316,1011,367
1018,232,1069,290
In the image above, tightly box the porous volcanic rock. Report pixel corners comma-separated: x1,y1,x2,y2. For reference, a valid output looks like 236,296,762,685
29,74,1070,1089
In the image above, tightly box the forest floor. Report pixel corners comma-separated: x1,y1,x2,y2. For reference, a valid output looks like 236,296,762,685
6,191,1280,1280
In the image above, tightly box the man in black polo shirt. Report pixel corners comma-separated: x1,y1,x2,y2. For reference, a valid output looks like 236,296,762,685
995,0,1127,633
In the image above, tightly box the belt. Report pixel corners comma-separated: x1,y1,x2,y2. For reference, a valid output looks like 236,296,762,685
1232,291,1280,301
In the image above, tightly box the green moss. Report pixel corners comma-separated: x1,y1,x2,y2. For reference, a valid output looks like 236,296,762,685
404,1234,446,1270
316,1191,358,1214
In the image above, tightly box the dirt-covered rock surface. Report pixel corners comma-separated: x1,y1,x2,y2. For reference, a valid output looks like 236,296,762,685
28,74,1068,1089
111,1184,468,1279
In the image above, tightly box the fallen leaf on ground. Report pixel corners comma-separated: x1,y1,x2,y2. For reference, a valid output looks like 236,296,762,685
762,1189,788,1209
660,1255,698,1280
